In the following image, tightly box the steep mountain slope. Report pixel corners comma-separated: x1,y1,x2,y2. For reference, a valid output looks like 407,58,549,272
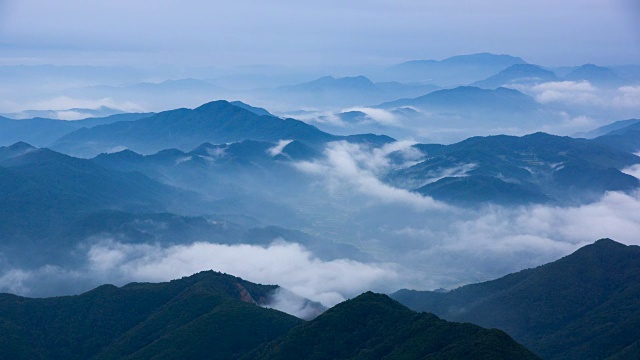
392,239,640,360
249,292,540,359
472,64,559,89
0,271,302,360
50,100,336,157
388,132,640,205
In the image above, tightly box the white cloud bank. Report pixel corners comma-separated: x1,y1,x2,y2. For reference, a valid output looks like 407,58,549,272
0,241,399,310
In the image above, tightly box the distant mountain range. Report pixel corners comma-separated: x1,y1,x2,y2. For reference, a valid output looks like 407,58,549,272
386,132,640,205
472,64,559,89
392,239,640,360
574,118,640,139
271,75,439,108
593,120,640,153
50,100,394,157
378,52,527,86
379,86,540,114
0,113,153,147
0,271,540,360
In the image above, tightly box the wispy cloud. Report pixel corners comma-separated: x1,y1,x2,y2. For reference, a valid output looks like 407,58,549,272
294,140,445,210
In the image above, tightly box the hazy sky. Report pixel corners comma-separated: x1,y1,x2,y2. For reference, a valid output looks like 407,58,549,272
0,0,638,67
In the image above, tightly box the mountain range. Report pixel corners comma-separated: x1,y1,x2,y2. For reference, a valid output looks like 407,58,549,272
471,64,559,89
386,132,640,205
272,75,439,108
50,100,393,157
377,53,527,86
0,271,539,360
392,239,640,360
0,113,153,147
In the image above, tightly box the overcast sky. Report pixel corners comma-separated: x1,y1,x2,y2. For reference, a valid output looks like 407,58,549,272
0,0,638,67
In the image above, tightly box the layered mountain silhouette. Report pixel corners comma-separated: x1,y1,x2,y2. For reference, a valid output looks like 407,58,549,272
392,239,640,360
50,100,393,157
593,120,640,153
380,52,527,85
0,113,153,147
0,142,207,265
380,86,540,114
574,118,640,139
249,291,540,359
564,64,625,87
387,132,640,205
472,64,559,89
272,75,439,108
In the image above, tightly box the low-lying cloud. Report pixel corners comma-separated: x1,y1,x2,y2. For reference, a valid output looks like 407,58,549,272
294,140,445,210
0,240,399,310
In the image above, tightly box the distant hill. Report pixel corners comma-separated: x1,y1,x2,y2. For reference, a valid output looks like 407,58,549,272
1,106,123,120
392,239,640,360
386,132,640,205
472,64,559,89
593,120,640,153
574,118,640,139
564,64,625,87
272,75,439,108
379,86,540,114
380,53,527,86
249,292,540,359
0,271,303,360
0,113,153,147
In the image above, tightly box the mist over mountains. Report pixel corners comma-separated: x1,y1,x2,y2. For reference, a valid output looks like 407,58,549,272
1,51,640,358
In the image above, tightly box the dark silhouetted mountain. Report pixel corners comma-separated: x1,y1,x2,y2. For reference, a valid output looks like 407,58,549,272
249,292,540,360
387,132,640,205
0,271,302,360
564,64,624,87
593,120,640,153
380,86,540,114
50,100,336,157
472,64,559,89
380,53,527,86
0,113,153,147
230,100,273,116
392,239,640,360
574,118,640,139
